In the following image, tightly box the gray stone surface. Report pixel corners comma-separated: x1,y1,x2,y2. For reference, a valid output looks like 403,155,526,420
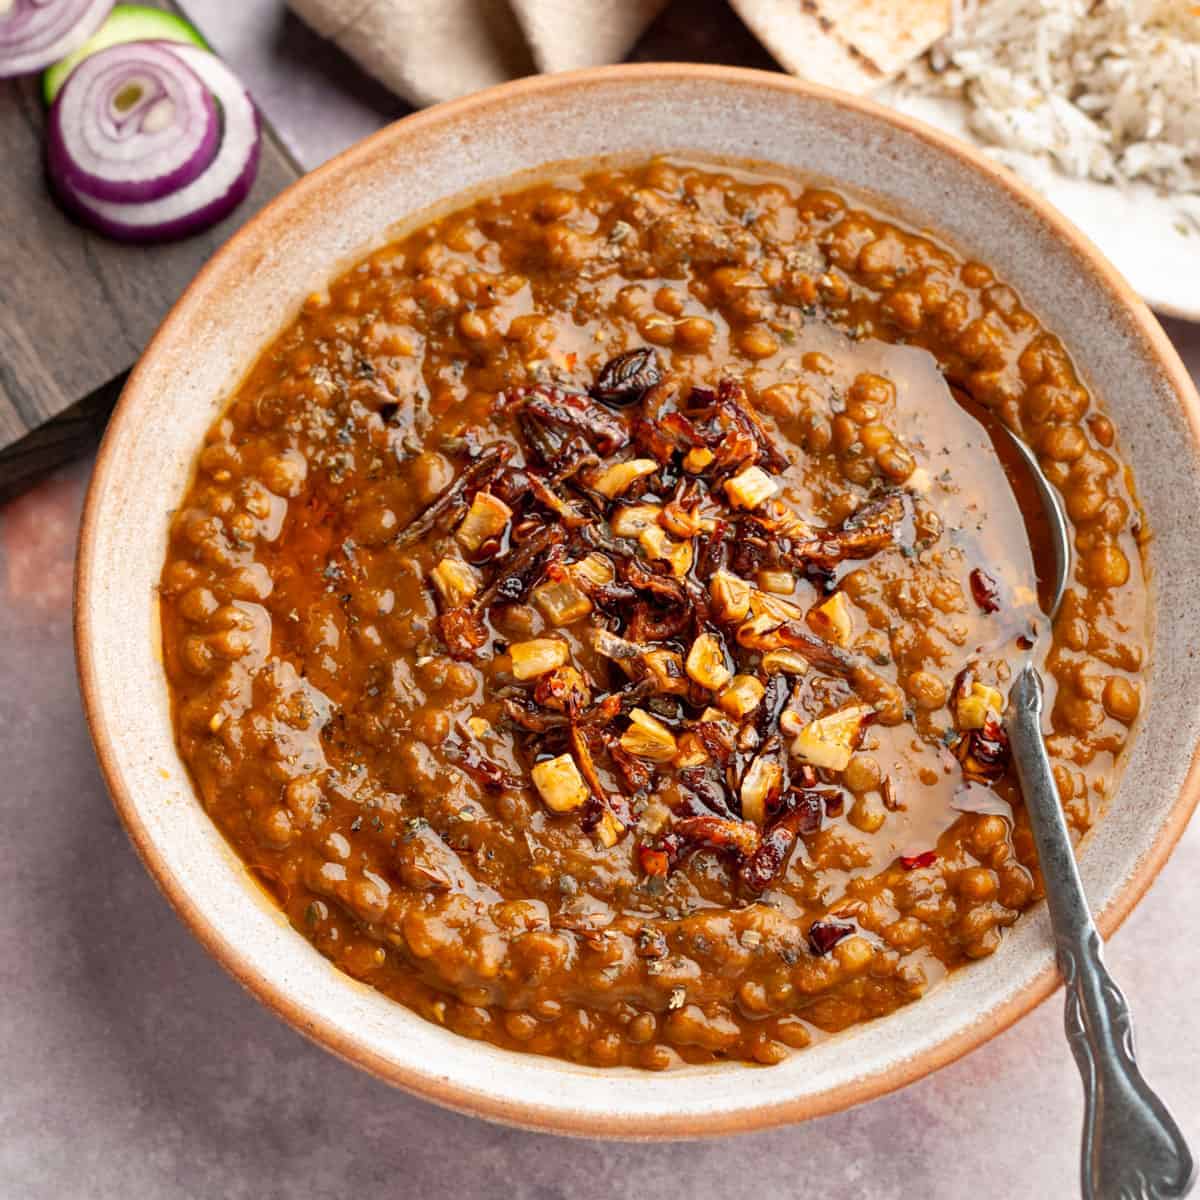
2,3,1199,1196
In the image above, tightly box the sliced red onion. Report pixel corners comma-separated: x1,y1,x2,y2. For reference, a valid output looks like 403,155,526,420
0,0,113,78
48,40,219,203
51,43,261,243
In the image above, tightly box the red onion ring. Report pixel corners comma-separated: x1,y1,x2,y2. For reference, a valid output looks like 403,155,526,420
0,0,113,78
50,43,261,243
48,40,220,203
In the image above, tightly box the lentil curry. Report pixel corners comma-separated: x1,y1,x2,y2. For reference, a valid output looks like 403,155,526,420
160,159,1148,1069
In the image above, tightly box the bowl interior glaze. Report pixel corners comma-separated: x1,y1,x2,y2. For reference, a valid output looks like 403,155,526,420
75,65,1200,1137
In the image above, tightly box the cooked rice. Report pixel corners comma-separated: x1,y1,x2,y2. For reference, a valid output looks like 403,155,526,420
902,0,1200,195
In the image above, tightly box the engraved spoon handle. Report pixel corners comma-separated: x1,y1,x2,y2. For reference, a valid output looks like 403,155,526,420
1008,666,1194,1200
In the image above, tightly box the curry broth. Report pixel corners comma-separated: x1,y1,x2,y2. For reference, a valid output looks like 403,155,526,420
159,159,1147,1067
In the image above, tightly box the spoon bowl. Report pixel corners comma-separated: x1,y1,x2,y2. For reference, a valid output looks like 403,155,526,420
951,386,1070,622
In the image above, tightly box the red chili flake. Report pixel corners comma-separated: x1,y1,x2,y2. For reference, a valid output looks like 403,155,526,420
533,667,588,716
639,847,670,877
970,567,1001,614
900,850,938,870
793,790,826,836
739,824,797,894
565,352,578,371
808,919,855,956
957,716,1011,782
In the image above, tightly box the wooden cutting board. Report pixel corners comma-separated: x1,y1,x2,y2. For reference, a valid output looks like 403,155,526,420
0,0,300,500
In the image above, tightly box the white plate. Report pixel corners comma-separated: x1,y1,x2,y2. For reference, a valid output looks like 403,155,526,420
883,90,1200,322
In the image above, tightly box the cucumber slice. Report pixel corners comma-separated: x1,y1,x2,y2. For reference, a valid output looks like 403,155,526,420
42,5,208,105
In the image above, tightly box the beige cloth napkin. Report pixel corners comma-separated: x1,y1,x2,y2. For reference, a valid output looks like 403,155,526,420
290,0,669,109
289,0,951,108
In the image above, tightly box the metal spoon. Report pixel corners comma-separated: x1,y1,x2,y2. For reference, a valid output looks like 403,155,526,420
972,400,1194,1200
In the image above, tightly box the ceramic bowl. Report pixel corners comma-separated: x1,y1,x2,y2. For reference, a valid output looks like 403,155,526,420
75,64,1200,1137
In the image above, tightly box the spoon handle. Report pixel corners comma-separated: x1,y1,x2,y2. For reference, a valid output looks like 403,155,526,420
1008,666,1194,1200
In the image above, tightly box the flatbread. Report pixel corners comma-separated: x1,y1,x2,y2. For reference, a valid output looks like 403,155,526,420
730,0,952,94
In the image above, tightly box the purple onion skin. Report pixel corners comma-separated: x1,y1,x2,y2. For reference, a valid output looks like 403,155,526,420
0,0,114,79
46,44,221,204
52,108,261,243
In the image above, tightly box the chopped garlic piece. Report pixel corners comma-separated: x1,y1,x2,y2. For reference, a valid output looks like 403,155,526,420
719,674,766,719
620,708,678,762
756,569,795,595
593,458,659,498
611,503,662,537
672,732,709,768
643,648,689,695
710,569,751,622
779,709,805,738
455,491,512,551
531,753,589,812
762,649,810,676
736,611,787,650
510,638,569,680
532,578,592,626
790,705,874,772
808,591,854,646
741,757,782,825
724,465,778,510
749,590,804,622
571,553,615,585
686,632,732,690
594,809,625,848
639,525,694,577
430,557,479,607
